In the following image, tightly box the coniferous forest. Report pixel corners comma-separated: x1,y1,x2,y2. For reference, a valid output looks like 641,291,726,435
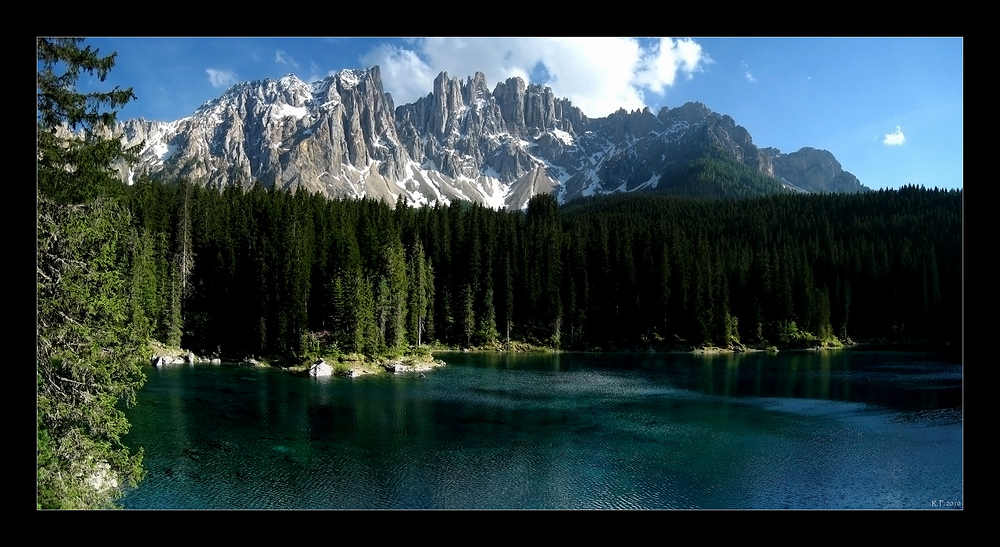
126,177,962,357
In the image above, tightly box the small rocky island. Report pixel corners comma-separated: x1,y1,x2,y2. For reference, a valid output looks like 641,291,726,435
306,356,445,378
147,340,445,378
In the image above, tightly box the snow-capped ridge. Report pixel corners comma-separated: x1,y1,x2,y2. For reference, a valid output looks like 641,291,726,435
117,67,868,210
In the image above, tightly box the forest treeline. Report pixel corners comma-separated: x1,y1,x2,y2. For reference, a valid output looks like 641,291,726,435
126,178,962,357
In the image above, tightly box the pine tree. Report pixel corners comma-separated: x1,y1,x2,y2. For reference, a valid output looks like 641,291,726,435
355,275,379,356
37,38,146,508
174,180,196,304
37,38,139,203
460,283,475,348
383,239,409,350
478,285,499,346
503,242,515,345
407,239,432,346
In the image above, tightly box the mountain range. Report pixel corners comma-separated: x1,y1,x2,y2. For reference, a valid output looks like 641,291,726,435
109,66,869,209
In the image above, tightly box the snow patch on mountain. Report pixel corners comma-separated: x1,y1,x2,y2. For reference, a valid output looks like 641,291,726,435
153,142,174,163
482,165,503,180
551,128,575,146
633,174,661,191
478,175,509,209
272,103,308,119
338,70,361,89
663,121,690,137
581,170,602,197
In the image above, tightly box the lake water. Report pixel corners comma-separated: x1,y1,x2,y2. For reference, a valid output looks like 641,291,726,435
119,350,962,509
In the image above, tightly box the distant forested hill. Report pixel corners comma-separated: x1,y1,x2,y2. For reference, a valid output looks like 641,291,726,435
647,151,792,200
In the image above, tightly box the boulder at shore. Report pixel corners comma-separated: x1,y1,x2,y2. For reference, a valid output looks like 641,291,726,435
310,359,333,377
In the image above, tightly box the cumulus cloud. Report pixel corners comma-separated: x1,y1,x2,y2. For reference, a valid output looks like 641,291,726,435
883,126,906,146
741,61,755,82
634,38,711,93
275,49,299,69
359,37,712,117
206,68,238,89
360,43,438,104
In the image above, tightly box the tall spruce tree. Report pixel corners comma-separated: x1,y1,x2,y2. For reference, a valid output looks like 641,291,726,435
37,38,138,203
37,38,147,508
406,239,432,346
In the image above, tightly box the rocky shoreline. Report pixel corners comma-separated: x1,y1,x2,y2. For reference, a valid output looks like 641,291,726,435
147,341,447,379
146,336,957,376
150,352,221,366
305,356,447,378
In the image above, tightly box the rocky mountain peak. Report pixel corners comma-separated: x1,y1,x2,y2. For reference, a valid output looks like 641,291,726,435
762,146,865,193
667,101,713,124
115,67,869,209
491,76,528,133
465,72,491,105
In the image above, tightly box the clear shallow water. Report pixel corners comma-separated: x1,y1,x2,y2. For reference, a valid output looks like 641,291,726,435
120,350,962,509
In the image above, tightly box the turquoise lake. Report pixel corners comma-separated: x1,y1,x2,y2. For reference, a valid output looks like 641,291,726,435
119,350,962,509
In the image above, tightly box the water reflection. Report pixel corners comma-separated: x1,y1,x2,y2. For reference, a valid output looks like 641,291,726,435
122,350,961,509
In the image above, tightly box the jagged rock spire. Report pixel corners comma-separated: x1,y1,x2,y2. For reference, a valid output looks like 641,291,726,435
114,68,867,209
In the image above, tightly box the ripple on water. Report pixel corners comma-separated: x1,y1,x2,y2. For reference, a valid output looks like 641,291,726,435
122,355,962,509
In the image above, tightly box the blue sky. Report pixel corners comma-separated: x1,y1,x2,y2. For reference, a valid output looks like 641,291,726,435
68,37,963,191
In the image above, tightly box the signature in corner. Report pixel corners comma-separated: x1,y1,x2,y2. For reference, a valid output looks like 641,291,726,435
931,499,961,509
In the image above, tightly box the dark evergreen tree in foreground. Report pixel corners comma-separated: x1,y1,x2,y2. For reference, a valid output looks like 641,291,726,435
37,38,138,203
37,38,147,509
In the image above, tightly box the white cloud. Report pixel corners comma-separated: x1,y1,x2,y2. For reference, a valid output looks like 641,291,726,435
306,61,326,83
360,43,437,103
883,126,906,146
359,37,712,117
745,71,756,83
275,50,299,69
741,61,755,82
206,68,238,89
635,37,711,93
